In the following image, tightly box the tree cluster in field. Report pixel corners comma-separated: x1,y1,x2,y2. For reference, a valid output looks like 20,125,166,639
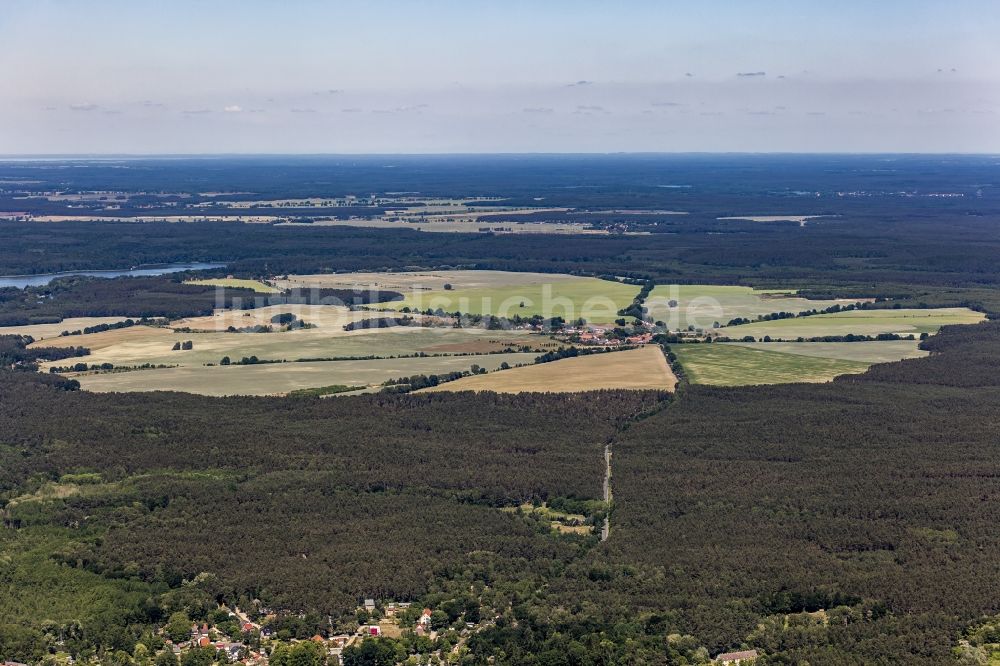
617,280,654,321
58,317,168,336
532,346,615,364
0,334,90,370
343,315,414,331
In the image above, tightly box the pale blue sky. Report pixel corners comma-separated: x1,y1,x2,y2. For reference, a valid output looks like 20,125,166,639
1,0,998,153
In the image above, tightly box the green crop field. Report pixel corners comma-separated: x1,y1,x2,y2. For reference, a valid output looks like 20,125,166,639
645,284,858,330
723,307,985,340
726,339,928,363
672,343,872,386
391,274,639,324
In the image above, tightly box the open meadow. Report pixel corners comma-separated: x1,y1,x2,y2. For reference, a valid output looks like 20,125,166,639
422,345,676,393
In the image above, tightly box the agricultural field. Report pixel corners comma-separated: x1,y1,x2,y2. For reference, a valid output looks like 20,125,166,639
717,214,827,225
423,346,676,393
278,270,640,323
73,352,539,396
287,216,606,234
184,277,281,293
726,339,928,363
391,274,639,324
273,270,557,293
0,316,130,341
34,318,556,370
672,343,873,386
171,303,385,332
646,284,859,330
723,307,985,340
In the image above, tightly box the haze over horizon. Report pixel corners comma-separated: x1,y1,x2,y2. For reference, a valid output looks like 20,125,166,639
2,0,998,154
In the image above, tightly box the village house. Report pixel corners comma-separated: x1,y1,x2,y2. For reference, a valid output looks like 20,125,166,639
418,608,432,627
363,598,376,613
714,649,759,664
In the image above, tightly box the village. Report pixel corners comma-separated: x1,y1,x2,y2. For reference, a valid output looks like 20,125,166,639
148,598,493,666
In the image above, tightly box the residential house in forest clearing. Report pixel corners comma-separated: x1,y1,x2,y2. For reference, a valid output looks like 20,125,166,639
715,649,758,664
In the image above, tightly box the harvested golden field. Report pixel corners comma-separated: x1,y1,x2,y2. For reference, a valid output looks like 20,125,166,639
71,352,539,396
0,316,130,341
171,304,384,333
36,321,548,372
184,278,281,293
422,345,676,394
32,325,172,351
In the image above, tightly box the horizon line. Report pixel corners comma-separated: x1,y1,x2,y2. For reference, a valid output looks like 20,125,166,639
1,151,999,160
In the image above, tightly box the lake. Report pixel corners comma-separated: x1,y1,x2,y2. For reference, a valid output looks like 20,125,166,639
0,262,225,289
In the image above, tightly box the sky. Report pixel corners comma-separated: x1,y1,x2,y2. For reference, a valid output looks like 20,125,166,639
1,0,998,154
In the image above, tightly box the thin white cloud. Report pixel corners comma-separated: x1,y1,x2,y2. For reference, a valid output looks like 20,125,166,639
224,105,243,113
69,102,98,111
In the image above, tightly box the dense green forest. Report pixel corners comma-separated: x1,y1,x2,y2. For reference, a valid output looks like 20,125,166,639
0,356,666,662
3,321,1000,663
